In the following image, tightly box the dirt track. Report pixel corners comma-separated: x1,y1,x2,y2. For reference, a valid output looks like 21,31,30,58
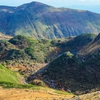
0,87,73,100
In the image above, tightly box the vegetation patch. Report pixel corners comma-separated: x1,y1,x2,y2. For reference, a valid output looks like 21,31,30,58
0,64,18,83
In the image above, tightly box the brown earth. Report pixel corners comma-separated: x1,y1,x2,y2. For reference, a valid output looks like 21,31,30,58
0,33,12,40
69,91,100,100
1,86,100,100
79,91,100,100
0,87,74,100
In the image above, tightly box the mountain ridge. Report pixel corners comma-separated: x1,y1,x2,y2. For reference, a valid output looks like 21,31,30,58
78,33,100,55
0,1,100,39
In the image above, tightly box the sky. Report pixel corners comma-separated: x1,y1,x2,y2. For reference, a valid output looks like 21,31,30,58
0,0,100,13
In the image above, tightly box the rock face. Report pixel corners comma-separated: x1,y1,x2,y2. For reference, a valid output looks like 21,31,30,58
0,2,100,39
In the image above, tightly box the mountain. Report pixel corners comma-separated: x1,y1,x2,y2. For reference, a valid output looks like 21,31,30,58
0,34,95,77
0,34,95,64
27,34,100,95
78,33,100,55
56,33,96,54
29,51,100,95
0,2,100,39
0,35,56,63
0,34,99,95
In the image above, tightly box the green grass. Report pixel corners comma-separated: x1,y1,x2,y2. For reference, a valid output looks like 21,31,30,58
55,90,72,95
0,65,44,90
0,81,74,96
0,81,40,90
0,64,18,83
0,64,73,95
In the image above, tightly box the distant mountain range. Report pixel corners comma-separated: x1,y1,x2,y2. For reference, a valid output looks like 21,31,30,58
68,5,100,14
0,2,100,39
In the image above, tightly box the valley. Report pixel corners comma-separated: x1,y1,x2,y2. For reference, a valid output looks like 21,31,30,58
0,1,100,100
0,33,100,99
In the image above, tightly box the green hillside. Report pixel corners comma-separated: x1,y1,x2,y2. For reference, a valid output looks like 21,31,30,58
0,34,95,65
0,64,18,83
0,34,100,96
28,34,100,95
0,34,97,91
0,35,57,63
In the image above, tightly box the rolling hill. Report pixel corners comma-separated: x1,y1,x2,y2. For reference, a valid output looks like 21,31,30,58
0,34,95,64
57,33,96,54
0,64,75,100
78,33,100,55
0,2,100,39
0,34,99,96
29,51,100,95
0,34,95,77
27,34,100,95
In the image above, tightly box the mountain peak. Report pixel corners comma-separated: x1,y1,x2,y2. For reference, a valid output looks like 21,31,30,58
17,1,51,11
19,1,50,8
27,1,49,6
29,1,47,5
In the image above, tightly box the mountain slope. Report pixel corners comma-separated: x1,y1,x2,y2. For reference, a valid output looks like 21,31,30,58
0,34,95,78
0,34,95,64
0,64,18,83
29,51,100,95
57,33,96,54
28,34,100,94
28,34,100,95
78,33,100,55
0,2,100,39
